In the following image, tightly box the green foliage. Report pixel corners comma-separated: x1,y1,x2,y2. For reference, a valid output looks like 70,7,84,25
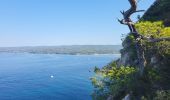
135,21,170,37
154,41,170,56
141,90,170,100
135,21,170,57
147,68,161,82
153,90,170,100
91,63,137,100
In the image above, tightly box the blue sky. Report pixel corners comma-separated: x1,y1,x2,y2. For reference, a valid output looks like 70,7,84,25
0,0,155,47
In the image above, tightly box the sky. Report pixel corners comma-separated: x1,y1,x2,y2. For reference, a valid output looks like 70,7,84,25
0,0,155,47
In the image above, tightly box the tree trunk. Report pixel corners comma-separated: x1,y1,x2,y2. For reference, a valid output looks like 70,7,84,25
118,0,146,76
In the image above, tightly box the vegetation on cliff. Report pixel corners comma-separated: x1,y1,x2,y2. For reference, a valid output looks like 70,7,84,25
91,0,170,99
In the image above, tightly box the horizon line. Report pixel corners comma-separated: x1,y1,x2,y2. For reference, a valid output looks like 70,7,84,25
0,44,122,48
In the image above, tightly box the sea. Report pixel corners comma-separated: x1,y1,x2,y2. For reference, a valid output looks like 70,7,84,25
0,53,120,100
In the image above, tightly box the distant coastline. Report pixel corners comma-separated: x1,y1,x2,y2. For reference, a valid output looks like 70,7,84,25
0,45,122,55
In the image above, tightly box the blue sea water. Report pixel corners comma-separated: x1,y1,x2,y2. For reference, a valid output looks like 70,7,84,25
0,53,120,100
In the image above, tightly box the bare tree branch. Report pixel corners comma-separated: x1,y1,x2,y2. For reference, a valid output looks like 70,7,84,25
145,37,170,42
123,0,137,20
118,0,146,76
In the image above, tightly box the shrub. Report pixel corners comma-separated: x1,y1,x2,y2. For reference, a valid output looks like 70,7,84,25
91,64,137,100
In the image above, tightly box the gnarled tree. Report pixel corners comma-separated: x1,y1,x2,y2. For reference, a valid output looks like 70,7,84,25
118,0,146,76
118,0,170,76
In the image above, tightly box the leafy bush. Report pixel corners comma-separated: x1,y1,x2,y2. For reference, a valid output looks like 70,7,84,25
91,63,137,100
135,21,170,57
135,21,170,37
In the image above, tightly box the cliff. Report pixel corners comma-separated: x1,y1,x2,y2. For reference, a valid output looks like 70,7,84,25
91,0,170,100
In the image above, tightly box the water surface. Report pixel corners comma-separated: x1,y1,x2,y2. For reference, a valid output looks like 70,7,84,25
0,53,120,100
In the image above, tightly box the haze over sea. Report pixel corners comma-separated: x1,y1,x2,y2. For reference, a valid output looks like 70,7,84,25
0,53,120,100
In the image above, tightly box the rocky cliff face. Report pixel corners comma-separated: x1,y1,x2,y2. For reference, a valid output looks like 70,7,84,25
118,35,138,67
91,0,170,99
114,28,170,100
119,0,170,74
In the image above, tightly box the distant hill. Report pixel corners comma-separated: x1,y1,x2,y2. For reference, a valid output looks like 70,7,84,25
142,0,170,26
0,45,122,55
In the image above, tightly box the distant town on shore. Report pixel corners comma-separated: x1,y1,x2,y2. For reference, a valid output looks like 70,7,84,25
0,45,122,55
